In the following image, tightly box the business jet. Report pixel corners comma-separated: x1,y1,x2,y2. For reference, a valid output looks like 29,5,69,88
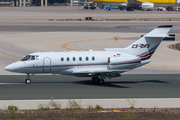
4,25,173,84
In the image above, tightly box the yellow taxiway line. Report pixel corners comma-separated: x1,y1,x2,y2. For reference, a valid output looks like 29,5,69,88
0,51,22,59
61,38,113,51
61,36,139,51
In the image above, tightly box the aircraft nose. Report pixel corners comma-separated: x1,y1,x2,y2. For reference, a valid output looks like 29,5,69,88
4,64,16,72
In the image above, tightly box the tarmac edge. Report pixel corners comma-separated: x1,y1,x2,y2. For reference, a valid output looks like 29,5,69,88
0,98,180,110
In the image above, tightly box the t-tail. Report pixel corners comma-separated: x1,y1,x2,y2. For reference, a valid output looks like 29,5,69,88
105,25,173,60
126,25,173,60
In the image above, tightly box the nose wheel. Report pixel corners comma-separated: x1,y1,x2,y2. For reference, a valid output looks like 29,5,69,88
25,79,31,84
25,73,31,84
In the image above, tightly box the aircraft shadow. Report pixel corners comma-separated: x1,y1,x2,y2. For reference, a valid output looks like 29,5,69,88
3,80,168,88
109,80,169,84
74,79,169,88
74,80,130,88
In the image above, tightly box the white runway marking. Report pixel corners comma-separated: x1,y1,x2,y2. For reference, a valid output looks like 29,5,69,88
0,83,24,85
0,82,74,85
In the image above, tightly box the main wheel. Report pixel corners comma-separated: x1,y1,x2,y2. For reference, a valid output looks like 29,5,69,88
25,79,31,84
130,7,134,11
98,79,104,84
92,77,99,83
169,7,172,11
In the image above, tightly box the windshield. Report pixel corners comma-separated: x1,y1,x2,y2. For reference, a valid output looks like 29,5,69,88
21,55,39,61
21,55,31,61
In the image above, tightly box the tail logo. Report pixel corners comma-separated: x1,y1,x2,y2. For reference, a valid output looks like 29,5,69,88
132,44,150,49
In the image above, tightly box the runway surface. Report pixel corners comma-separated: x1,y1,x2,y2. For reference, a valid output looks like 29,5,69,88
0,7,180,101
1,6,180,21
0,74,180,100
0,21,180,33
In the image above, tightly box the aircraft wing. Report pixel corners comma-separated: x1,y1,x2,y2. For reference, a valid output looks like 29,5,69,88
73,70,125,74
72,70,126,78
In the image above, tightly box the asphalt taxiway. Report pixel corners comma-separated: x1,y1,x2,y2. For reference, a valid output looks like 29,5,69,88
0,7,180,103
0,74,180,100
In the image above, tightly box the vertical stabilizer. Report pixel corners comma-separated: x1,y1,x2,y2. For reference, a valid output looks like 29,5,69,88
125,25,173,59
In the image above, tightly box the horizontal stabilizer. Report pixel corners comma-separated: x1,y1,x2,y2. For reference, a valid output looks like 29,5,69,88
144,25,173,37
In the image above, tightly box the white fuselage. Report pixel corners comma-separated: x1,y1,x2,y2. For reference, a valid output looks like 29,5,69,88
5,51,148,77
4,25,172,84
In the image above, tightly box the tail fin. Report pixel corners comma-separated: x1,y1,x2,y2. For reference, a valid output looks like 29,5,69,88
125,25,173,59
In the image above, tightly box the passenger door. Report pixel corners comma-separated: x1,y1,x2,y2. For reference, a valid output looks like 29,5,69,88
43,57,51,73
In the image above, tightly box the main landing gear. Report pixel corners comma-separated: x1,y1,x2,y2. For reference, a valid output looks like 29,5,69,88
92,77,104,84
25,73,31,84
127,6,134,11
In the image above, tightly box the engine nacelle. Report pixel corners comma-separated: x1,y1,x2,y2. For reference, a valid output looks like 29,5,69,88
142,2,154,9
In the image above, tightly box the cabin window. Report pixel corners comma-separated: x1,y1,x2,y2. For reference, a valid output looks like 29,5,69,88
31,56,35,60
61,57,64,61
73,57,76,61
86,57,89,61
67,57,70,61
92,56,95,61
79,57,82,61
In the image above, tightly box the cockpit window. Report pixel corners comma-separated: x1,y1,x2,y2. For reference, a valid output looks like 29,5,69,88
21,55,39,61
21,55,31,61
31,56,35,60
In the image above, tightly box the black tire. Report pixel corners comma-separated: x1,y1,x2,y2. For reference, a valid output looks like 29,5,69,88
130,7,134,11
98,79,104,84
169,7,172,11
90,7,96,10
92,77,99,83
92,77,96,83
84,6,88,10
25,79,31,84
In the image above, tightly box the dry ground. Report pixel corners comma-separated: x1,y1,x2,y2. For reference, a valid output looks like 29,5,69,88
1,108,180,120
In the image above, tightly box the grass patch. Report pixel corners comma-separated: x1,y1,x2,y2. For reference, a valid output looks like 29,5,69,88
67,99,81,109
127,99,136,109
169,43,180,51
176,43,180,50
6,105,18,119
38,104,49,111
1,108,180,119
95,105,103,110
48,101,61,109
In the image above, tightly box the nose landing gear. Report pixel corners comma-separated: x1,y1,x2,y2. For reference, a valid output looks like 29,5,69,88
25,73,31,84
